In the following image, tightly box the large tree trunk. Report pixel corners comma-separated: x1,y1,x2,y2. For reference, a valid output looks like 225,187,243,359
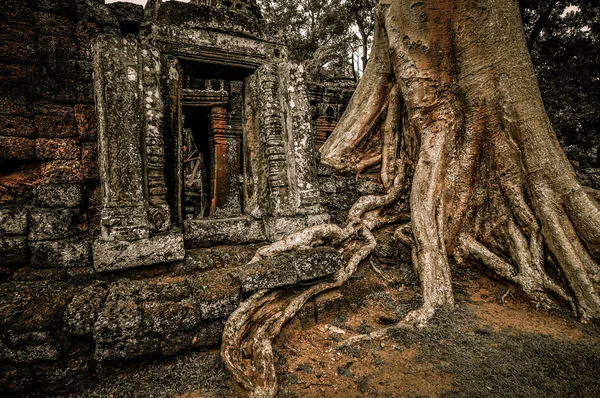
222,1,600,396
322,0,600,321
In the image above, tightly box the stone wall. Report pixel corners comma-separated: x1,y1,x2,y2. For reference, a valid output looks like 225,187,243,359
0,1,349,394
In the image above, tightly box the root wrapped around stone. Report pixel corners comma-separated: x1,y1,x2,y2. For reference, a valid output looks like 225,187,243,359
222,1,600,396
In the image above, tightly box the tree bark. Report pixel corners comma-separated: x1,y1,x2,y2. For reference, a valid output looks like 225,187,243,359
322,0,600,321
222,1,600,396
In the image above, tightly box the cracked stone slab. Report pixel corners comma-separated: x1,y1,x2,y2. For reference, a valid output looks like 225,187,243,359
93,232,185,272
183,216,266,248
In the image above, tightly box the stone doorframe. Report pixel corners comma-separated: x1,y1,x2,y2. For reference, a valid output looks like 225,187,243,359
91,21,329,270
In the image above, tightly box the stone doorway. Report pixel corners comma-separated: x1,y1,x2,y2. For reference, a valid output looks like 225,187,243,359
178,61,248,221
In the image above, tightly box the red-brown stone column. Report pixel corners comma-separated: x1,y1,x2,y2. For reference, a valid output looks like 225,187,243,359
209,107,242,218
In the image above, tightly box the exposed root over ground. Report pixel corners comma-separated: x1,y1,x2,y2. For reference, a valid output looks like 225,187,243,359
222,1,600,396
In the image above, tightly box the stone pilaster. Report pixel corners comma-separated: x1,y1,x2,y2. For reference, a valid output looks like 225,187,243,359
92,35,184,272
141,43,170,232
256,63,294,217
92,35,149,242
209,107,243,218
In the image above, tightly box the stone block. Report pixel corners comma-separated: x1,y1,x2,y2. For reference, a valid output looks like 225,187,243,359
94,285,142,343
235,257,298,295
210,244,263,268
28,0,76,16
34,102,74,117
0,207,28,235
42,77,93,104
0,237,27,264
48,59,93,82
74,104,97,139
183,249,215,272
187,270,242,320
36,35,79,59
81,141,99,180
30,237,91,268
40,160,85,183
159,319,225,356
33,12,75,37
3,284,72,363
92,232,186,272
28,208,83,241
140,301,197,335
34,115,77,138
264,213,330,242
289,248,343,282
63,285,107,335
316,162,334,177
0,116,36,137
35,138,80,160
0,137,35,160
94,335,159,361
232,248,342,295
0,40,37,64
34,184,82,207
183,216,266,248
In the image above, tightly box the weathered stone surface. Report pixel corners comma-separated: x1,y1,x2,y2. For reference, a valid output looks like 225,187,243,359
92,35,150,242
0,236,27,264
34,184,82,207
42,77,93,103
40,160,85,183
155,1,263,41
1,283,73,364
0,116,36,137
34,114,77,138
28,0,76,16
30,237,91,268
187,271,242,320
73,103,97,139
64,285,107,335
233,247,342,294
35,138,80,160
183,249,215,272
48,58,93,81
184,216,267,248
36,34,79,59
290,247,344,282
0,207,28,235
264,213,330,242
279,63,322,210
0,136,35,160
81,140,98,180
159,319,225,356
33,12,75,37
93,233,186,272
28,208,83,241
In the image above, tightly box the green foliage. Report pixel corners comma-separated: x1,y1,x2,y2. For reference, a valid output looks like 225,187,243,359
523,0,600,166
258,0,375,83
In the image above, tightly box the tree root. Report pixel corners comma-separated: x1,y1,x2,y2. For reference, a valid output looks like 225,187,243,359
221,175,405,398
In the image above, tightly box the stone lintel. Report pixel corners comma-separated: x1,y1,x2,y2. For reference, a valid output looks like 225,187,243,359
93,233,185,272
184,216,266,248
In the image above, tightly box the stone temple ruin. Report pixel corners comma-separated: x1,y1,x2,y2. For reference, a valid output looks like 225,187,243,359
0,0,359,393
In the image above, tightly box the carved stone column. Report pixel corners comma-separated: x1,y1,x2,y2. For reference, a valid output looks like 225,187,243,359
93,36,150,242
245,62,330,241
91,35,184,272
209,107,242,218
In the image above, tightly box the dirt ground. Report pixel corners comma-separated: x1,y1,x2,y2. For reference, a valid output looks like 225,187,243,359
63,266,600,398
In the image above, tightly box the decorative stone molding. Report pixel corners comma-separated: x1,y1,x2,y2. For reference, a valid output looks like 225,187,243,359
92,35,184,272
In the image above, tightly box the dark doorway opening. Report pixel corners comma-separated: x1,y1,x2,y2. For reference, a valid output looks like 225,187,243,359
182,108,211,219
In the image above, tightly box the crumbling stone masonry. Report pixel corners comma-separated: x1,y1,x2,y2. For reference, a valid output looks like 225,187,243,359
0,0,355,394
